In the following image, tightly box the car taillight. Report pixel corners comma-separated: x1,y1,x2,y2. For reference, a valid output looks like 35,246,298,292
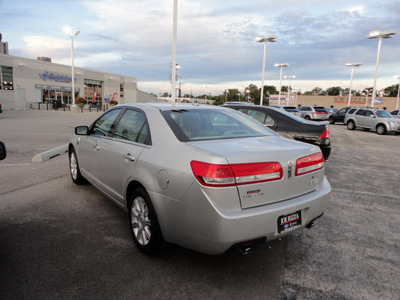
319,127,329,139
295,152,324,176
190,161,283,187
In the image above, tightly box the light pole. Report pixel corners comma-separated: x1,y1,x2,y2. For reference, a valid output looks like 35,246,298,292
367,30,397,107
171,0,178,107
284,75,296,105
225,89,228,103
245,88,250,102
255,34,277,106
274,63,289,105
395,75,400,110
345,63,362,107
66,30,80,108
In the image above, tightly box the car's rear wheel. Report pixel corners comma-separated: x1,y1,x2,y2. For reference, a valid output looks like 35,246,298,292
376,124,387,135
347,120,355,130
305,115,311,120
69,148,86,184
329,117,335,124
128,188,164,254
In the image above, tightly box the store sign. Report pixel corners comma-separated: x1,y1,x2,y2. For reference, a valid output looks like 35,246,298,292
268,95,294,104
368,98,384,104
39,71,75,83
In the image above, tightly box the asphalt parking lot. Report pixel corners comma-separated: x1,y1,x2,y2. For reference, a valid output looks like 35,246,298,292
0,109,399,299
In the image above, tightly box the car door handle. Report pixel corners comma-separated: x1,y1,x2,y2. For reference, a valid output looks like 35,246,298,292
93,144,100,151
123,153,135,162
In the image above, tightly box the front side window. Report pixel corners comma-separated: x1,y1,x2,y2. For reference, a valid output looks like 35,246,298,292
338,108,347,114
91,109,122,136
112,109,150,144
162,108,276,141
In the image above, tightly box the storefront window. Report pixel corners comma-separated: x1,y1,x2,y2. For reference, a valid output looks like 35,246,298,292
0,66,13,90
84,79,103,105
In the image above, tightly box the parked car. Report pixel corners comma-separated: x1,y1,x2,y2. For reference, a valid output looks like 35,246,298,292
0,141,6,160
344,107,400,135
329,107,354,124
391,110,400,119
0,103,2,113
270,105,300,116
69,103,331,255
224,104,331,160
298,106,329,121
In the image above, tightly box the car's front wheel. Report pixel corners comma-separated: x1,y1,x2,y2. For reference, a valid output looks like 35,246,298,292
128,188,164,254
376,124,387,135
347,120,356,130
69,148,86,184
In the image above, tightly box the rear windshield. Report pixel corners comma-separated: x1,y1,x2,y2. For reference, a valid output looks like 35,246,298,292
283,106,297,111
161,108,276,141
314,107,327,112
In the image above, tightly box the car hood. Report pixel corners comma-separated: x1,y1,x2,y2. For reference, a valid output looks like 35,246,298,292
188,136,324,208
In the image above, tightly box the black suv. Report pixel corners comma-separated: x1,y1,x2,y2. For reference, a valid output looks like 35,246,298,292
328,107,353,124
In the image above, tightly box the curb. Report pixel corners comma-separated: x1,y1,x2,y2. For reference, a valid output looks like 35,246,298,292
32,144,68,162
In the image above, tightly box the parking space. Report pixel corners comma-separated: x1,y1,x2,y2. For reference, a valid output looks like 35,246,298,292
0,110,399,299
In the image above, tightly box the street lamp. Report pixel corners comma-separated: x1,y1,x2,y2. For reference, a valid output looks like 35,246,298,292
367,29,397,107
345,63,362,107
245,88,250,102
284,75,296,105
274,63,289,105
395,75,400,110
255,34,277,106
65,29,81,108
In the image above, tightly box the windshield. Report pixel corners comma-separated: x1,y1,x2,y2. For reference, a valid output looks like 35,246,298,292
162,108,276,141
376,110,393,118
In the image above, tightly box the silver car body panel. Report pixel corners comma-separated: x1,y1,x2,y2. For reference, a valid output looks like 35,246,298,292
70,103,331,254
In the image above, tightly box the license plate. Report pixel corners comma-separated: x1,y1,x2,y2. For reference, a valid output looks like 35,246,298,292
278,210,302,233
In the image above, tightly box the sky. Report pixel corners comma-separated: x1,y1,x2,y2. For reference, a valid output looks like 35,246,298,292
1,0,400,96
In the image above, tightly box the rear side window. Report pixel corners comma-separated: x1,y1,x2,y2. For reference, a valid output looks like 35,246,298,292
338,108,347,114
348,108,357,114
391,110,399,115
238,109,276,126
355,109,365,116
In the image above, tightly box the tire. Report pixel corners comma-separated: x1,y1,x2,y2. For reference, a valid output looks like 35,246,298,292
329,117,335,124
128,188,164,254
347,120,355,130
305,115,311,120
69,148,86,184
376,124,387,135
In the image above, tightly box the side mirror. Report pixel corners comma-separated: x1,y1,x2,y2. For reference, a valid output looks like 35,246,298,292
0,141,6,160
75,126,89,135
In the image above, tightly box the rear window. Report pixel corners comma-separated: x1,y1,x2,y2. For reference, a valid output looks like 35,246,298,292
283,106,297,111
161,108,276,141
314,107,327,112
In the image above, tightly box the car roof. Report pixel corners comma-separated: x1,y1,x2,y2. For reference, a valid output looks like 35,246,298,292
116,102,225,111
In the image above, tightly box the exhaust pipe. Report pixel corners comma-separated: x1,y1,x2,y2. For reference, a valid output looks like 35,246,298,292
239,247,252,256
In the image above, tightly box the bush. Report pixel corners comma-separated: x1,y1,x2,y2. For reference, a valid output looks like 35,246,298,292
75,97,87,105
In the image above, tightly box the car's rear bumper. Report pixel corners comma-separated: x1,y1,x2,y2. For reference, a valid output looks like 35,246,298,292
154,176,331,255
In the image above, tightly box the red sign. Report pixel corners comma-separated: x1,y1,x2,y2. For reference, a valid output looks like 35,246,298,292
93,91,97,101
112,92,118,101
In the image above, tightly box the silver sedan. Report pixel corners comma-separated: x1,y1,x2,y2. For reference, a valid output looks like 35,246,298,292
69,103,331,255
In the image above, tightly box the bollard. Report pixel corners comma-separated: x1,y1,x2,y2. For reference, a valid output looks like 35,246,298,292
46,103,49,110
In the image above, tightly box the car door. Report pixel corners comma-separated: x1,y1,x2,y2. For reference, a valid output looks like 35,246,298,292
363,110,376,128
354,109,366,126
78,108,123,186
97,108,151,205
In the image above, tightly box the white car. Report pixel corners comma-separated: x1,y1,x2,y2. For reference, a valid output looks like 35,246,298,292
69,103,331,255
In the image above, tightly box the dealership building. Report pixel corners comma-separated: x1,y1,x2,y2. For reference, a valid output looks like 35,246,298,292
0,36,155,110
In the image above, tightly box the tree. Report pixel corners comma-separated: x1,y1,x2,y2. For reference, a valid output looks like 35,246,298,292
326,86,343,96
383,84,399,97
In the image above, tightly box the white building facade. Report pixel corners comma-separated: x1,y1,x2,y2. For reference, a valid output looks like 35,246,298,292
0,52,156,110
